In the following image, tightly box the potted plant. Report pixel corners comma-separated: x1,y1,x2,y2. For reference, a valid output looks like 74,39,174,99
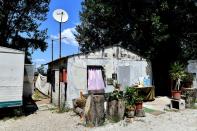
169,62,186,99
135,95,144,110
107,89,125,122
182,72,193,88
124,87,137,118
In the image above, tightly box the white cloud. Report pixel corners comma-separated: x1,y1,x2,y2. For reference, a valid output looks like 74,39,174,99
51,27,79,46
32,59,47,69
33,58,46,63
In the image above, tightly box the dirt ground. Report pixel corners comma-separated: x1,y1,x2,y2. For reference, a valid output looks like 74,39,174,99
0,98,197,131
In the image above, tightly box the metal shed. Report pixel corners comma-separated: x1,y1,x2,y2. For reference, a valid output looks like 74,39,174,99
0,46,25,108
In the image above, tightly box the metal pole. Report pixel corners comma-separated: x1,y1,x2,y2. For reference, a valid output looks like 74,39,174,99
58,12,63,111
51,39,54,103
58,22,61,110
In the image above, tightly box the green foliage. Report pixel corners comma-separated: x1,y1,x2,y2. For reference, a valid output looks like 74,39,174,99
124,87,137,106
0,0,50,63
109,90,123,101
169,62,186,81
37,64,46,75
76,0,197,95
76,0,197,61
182,72,194,82
135,95,144,103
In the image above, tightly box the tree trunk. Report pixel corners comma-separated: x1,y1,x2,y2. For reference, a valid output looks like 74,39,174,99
152,59,172,96
84,95,105,127
106,99,125,122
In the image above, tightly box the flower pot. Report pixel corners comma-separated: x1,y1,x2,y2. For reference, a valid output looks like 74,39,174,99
182,82,192,88
135,102,143,110
126,110,135,118
171,90,181,100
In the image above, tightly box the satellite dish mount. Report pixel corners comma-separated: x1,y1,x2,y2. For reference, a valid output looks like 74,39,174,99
52,9,68,110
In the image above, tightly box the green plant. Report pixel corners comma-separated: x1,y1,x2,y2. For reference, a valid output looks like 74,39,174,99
108,90,123,101
124,86,137,106
169,62,186,81
135,95,144,103
125,104,135,111
169,62,186,90
182,72,194,83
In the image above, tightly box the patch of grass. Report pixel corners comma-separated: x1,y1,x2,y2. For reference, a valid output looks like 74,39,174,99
32,89,48,101
48,107,57,111
56,102,73,113
144,107,155,113
144,107,165,115
57,109,70,113
190,105,197,109
164,108,179,112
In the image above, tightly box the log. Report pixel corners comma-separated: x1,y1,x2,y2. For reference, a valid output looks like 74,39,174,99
84,95,105,127
73,107,84,116
106,99,125,122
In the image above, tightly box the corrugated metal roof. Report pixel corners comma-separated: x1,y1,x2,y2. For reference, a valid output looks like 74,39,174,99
45,45,146,65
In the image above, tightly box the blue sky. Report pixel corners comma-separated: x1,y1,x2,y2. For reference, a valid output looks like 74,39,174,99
32,0,83,67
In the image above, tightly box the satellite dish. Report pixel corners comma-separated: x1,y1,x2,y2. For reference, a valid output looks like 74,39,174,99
53,9,68,23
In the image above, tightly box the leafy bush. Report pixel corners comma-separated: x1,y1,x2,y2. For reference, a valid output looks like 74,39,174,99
124,86,137,106
169,62,186,81
182,72,194,83
108,90,123,101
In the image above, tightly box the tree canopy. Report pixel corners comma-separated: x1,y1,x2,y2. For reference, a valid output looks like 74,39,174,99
76,0,197,62
76,0,197,95
0,0,50,63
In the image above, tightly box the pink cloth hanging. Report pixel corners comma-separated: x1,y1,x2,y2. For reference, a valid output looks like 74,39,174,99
88,69,105,91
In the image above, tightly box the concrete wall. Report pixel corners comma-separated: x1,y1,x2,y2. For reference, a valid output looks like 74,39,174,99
23,64,34,98
52,70,65,108
66,46,152,108
187,60,197,88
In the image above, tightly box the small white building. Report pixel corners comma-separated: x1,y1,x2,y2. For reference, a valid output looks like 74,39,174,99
0,46,25,108
187,60,197,88
48,46,152,108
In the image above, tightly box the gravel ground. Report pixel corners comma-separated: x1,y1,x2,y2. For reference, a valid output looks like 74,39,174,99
0,108,197,131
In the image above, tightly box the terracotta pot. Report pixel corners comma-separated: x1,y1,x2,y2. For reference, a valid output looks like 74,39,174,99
135,102,143,110
126,110,135,118
183,82,192,88
171,90,181,100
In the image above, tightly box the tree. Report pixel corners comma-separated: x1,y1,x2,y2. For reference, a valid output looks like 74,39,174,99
37,64,46,75
76,0,197,95
0,0,50,63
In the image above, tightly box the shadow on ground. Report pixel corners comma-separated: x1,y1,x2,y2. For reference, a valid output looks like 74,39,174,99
0,96,38,119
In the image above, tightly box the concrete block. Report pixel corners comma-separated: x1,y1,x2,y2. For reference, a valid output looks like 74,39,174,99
171,99,185,110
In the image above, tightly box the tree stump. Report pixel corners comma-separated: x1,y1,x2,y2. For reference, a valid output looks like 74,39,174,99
182,88,197,108
106,99,125,122
84,95,105,127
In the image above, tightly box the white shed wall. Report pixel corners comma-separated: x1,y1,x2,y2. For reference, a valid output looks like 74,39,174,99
0,47,24,108
66,47,152,108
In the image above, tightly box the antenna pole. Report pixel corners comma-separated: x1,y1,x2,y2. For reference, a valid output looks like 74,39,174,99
51,39,54,103
58,12,63,111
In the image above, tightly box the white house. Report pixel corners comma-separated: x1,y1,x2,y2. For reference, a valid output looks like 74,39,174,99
49,46,152,108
